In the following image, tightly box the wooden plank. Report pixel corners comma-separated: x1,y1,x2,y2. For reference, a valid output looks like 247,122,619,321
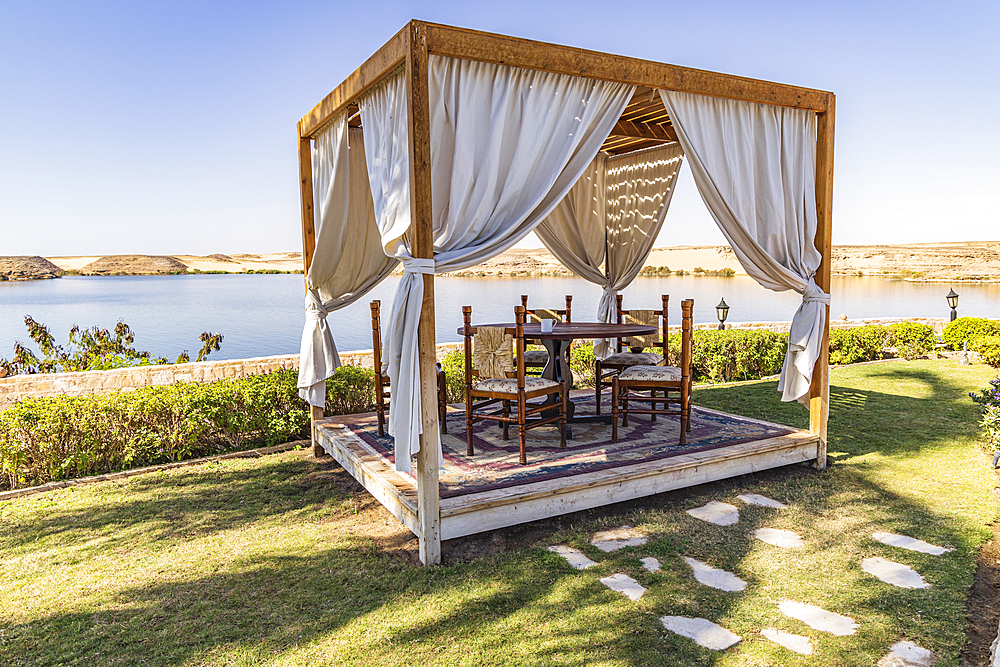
610,119,678,142
297,130,316,276
810,93,835,470
316,425,420,536
439,438,817,539
406,21,442,567
422,22,830,111
310,404,327,458
298,25,408,138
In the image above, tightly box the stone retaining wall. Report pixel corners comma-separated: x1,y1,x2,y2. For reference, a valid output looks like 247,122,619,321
0,318,943,409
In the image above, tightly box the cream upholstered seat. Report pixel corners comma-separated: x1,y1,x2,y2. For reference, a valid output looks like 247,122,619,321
612,299,694,444
601,351,663,366
618,364,682,382
463,305,567,465
522,349,550,365
473,376,560,393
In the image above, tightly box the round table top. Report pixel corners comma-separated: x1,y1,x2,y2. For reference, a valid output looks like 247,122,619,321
457,321,657,340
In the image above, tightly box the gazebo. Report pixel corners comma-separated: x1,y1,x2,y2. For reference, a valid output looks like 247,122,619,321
296,20,834,565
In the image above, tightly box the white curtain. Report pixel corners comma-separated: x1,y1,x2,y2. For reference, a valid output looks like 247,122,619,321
659,90,827,404
297,115,398,407
361,57,634,472
535,144,684,357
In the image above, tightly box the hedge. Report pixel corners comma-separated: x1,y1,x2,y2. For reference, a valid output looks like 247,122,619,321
0,367,376,492
942,317,1000,350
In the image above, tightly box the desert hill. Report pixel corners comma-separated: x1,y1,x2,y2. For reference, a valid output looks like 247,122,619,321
0,256,62,281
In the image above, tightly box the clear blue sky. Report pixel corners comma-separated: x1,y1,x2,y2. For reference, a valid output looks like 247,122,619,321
1,0,997,256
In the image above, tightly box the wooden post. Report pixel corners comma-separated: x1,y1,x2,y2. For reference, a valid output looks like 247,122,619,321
406,21,442,566
297,125,328,459
809,93,835,470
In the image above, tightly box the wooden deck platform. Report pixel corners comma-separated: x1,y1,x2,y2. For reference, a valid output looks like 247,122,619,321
314,406,820,542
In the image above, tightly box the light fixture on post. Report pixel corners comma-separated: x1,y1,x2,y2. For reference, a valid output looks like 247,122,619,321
716,298,730,330
946,288,959,322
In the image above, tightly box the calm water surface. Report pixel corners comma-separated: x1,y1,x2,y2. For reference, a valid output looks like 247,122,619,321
1,274,997,362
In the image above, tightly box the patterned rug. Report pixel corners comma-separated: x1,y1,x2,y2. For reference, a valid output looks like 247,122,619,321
346,397,793,499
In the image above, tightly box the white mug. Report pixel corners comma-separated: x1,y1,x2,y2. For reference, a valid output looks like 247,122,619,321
540,318,555,333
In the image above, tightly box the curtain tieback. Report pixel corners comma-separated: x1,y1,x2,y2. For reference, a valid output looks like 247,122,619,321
801,282,831,305
401,257,435,275
304,289,330,321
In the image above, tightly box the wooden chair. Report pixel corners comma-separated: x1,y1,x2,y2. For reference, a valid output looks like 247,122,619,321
612,299,693,443
520,294,572,373
463,304,567,465
371,300,448,437
595,294,670,413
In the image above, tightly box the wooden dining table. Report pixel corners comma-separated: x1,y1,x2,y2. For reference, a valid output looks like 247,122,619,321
458,321,658,434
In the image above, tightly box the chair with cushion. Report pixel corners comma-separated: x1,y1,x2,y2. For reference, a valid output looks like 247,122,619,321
520,294,572,373
595,294,670,413
463,304,567,465
612,299,693,443
371,300,448,437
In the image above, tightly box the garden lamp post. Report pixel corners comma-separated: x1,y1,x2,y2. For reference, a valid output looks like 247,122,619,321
946,289,959,322
716,298,730,330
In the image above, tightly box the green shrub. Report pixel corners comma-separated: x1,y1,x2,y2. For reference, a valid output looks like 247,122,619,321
439,349,467,404
324,364,377,415
569,343,596,388
886,321,937,360
0,370,311,491
942,317,1000,351
828,325,889,365
970,376,1000,450
971,336,1000,368
667,329,787,383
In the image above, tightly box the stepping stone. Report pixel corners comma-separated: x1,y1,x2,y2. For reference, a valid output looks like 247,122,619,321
778,600,858,636
873,532,951,556
600,573,646,601
660,616,741,650
548,545,597,570
687,501,740,526
877,640,935,666
754,528,804,548
861,557,930,589
737,493,787,509
591,526,648,552
641,557,660,572
760,628,813,655
683,557,747,592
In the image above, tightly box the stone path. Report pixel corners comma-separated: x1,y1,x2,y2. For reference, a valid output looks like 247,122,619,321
861,557,930,589
686,500,740,526
546,492,952,663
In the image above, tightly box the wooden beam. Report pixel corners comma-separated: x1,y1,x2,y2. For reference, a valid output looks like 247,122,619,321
299,25,408,138
406,21,442,566
809,93,835,470
422,22,831,112
610,119,678,142
297,128,329,459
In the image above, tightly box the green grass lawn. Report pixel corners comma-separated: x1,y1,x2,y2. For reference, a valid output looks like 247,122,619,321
2,358,997,666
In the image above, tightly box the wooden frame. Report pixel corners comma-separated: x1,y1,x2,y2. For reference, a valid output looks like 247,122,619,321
298,20,834,565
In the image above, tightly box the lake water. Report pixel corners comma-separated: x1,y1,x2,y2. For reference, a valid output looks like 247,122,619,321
1,274,997,363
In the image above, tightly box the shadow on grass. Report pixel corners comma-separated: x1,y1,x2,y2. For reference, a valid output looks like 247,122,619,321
0,455,352,555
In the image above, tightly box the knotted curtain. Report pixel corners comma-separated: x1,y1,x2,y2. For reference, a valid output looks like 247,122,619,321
297,116,398,407
659,90,827,403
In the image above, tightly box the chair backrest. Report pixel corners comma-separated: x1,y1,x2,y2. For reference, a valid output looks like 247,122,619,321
680,298,694,387
615,294,670,354
520,294,572,323
463,305,528,387
370,300,384,373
